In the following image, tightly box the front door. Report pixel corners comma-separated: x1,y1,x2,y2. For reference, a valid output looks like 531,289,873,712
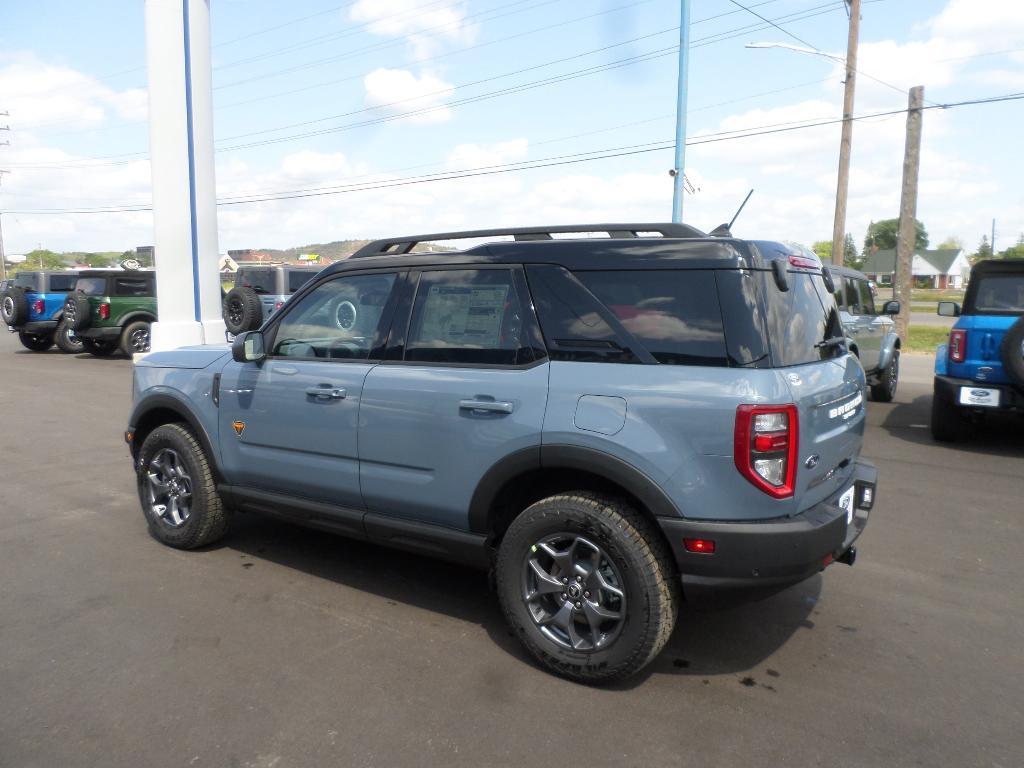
218,271,399,507
359,266,549,530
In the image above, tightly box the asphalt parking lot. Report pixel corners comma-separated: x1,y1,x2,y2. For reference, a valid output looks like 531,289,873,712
1,333,1021,768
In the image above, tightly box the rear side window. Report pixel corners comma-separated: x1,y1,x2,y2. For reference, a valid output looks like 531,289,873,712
405,269,528,365
760,271,844,366
574,270,728,366
76,277,108,296
288,271,315,293
114,277,151,296
14,273,39,291
238,269,275,294
47,274,77,292
842,278,861,313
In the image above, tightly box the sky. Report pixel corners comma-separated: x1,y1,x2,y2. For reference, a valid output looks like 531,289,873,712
0,0,1022,256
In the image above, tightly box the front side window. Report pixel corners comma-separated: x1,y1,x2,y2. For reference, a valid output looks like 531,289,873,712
842,278,861,314
857,280,876,314
114,277,151,296
76,277,108,296
405,269,527,365
271,273,396,360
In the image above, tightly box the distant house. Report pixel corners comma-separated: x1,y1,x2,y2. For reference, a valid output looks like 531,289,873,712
861,248,971,290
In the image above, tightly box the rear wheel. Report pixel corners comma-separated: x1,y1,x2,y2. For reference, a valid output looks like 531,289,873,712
931,385,970,442
54,318,84,354
81,338,117,357
17,330,54,352
136,423,231,549
496,492,678,683
871,352,899,402
121,320,151,355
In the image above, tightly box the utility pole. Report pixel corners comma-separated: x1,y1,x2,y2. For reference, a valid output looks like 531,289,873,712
894,86,924,345
831,0,860,266
670,0,691,223
991,218,996,257
0,170,9,283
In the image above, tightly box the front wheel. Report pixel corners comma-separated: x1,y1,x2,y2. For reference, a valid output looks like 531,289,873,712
136,423,231,549
871,352,899,402
18,330,54,352
496,492,679,684
54,318,84,354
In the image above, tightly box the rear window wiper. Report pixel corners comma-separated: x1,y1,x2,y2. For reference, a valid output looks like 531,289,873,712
815,336,848,350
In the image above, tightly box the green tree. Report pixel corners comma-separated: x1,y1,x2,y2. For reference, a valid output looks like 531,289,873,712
811,240,832,262
843,233,861,269
13,249,66,272
863,218,929,252
998,233,1024,260
973,235,993,263
937,236,964,250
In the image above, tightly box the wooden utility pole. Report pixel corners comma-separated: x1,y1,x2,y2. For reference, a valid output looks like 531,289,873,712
830,0,860,266
894,86,925,344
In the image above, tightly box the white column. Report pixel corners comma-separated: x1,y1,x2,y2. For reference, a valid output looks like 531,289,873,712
145,0,225,352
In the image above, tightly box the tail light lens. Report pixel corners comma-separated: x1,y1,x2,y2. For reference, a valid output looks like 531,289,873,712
735,404,799,498
275,301,284,310
32,299,45,315
949,329,967,363
99,303,111,320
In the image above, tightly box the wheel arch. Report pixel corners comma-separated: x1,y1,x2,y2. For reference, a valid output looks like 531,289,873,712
119,312,157,329
468,445,682,546
129,394,220,479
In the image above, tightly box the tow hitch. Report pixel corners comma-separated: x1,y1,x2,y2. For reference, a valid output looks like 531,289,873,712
837,546,857,567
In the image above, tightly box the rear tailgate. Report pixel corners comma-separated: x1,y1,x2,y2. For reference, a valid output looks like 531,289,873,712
951,314,1017,384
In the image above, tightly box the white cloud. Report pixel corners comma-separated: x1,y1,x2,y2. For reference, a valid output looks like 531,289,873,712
363,68,453,123
349,0,476,60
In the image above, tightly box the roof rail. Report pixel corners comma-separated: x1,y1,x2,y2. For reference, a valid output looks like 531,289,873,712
350,223,706,258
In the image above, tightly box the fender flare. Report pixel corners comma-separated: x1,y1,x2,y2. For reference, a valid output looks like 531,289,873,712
119,311,158,329
128,392,220,478
877,332,901,371
467,444,681,534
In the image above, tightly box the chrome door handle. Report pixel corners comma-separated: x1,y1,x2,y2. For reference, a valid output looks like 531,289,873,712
306,386,347,400
460,399,514,414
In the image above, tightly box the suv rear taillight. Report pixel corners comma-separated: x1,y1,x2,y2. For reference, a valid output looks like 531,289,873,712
949,329,967,363
32,299,45,315
99,302,110,320
734,404,799,499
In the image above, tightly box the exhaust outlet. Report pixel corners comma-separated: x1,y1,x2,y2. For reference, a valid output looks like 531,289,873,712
837,546,857,567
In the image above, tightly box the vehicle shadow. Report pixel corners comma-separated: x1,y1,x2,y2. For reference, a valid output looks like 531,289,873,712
880,394,1024,458
225,512,819,689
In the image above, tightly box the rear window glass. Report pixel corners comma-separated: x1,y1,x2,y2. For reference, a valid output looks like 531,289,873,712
239,269,275,294
760,271,845,367
48,274,78,292
14,273,39,291
971,274,1024,314
288,271,315,293
76,277,108,296
114,277,151,296
574,270,728,366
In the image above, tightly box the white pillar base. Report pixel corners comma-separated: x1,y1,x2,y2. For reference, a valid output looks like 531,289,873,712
149,318,228,353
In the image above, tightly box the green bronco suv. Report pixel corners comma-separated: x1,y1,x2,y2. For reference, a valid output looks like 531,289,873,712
63,269,158,356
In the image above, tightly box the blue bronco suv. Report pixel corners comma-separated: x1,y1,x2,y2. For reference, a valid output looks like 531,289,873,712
932,259,1024,441
127,224,877,682
1,270,82,353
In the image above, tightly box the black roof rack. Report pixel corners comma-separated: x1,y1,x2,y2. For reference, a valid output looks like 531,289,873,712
350,223,706,258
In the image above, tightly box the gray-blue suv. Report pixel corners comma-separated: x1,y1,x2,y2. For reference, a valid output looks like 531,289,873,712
126,224,877,683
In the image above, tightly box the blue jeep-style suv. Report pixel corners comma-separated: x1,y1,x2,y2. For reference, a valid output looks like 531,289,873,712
1,270,82,353
932,259,1024,441
126,224,878,682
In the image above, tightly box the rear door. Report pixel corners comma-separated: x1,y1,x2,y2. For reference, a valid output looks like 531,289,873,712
359,266,548,531
761,269,866,510
218,271,400,507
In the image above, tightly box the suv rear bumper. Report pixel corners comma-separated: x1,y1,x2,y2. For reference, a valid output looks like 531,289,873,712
77,326,121,341
934,375,1023,412
658,460,876,599
17,320,58,334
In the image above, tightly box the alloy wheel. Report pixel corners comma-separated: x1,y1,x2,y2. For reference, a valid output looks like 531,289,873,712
145,448,193,527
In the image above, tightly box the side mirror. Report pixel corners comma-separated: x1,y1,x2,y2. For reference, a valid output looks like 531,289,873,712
232,331,266,363
937,301,961,318
882,300,900,316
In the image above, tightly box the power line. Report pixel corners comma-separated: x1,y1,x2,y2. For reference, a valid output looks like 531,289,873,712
8,91,1021,214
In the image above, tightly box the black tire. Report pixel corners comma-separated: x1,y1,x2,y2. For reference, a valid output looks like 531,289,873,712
54,317,84,354
120,320,152,355
18,330,54,352
64,292,92,331
496,492,679,684
136,423,231,549
2,287,28,326
1000,317,1024,390
223,287,263,334
930,383,970,442
81,337,118,357
870,351,899,402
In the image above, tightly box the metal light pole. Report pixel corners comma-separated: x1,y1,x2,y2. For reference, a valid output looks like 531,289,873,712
670,0,691,223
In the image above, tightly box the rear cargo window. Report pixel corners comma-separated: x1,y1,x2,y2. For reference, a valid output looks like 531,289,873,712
288,271,315,293
760,271,845,367
114,277,151,296
76,277,108,296
971,275,1024,314
574,270,728,366
47,274,77,292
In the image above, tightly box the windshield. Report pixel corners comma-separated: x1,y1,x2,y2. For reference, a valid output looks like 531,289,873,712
238,269,275,294
970,274,1024,315
76,277,108,296
759,271,845,366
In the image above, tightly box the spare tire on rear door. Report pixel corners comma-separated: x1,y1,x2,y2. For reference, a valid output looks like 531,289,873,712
223,286,263,334
64,291,92,331
1000,316,1024,390
1,286,28,326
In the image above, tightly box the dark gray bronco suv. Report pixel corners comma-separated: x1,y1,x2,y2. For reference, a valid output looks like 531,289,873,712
127,223,877,683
